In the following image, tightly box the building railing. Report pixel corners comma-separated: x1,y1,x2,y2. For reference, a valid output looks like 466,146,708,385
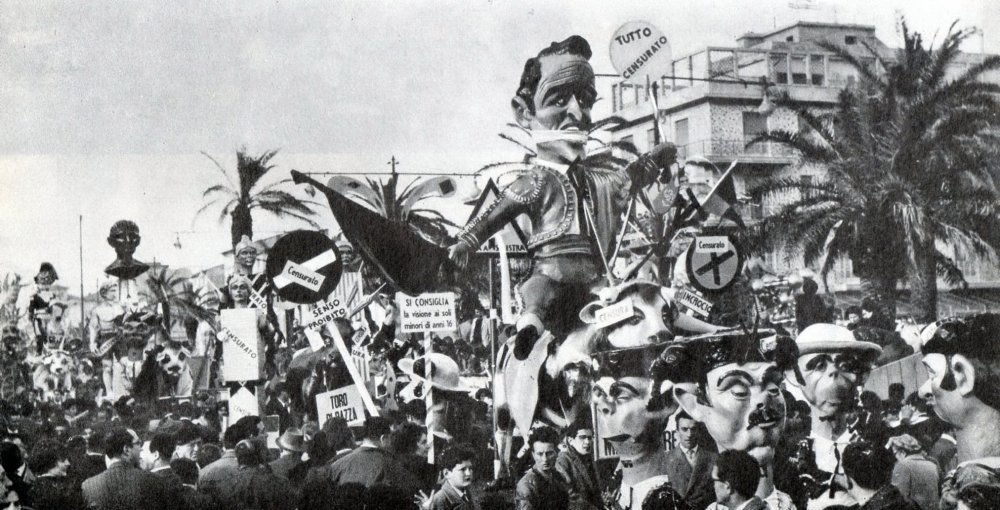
611,45,861,112
676,138,799,160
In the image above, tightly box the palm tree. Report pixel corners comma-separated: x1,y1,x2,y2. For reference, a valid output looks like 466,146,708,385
323,172,459,245
198,148,321,249
140,266,217,341
747,20,1000,321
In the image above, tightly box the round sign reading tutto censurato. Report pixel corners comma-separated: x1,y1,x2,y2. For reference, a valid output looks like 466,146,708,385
609,21,673,86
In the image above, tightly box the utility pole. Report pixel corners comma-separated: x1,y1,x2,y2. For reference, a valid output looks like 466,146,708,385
388,156,399,176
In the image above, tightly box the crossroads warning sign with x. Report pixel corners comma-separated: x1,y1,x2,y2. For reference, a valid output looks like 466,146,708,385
685,235,743,293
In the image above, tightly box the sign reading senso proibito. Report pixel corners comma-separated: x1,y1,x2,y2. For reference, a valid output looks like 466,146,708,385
609,21,672,85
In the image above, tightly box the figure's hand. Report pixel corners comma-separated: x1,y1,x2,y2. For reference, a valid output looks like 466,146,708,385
899,404,915,422
414,490,431,510
448,240,472,269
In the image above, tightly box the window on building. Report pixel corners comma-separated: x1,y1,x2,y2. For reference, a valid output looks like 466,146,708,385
647,128,657,150
845,35,857,45
674,118,689,148
810,55,825,86
742,112,767,139
791,55,808,84
786,35,794,42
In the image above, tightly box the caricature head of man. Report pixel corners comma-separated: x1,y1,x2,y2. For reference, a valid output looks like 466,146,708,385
787,323,881,418
512,35,597,161
918,313,1000,427
590,340,677,459
666,331,799,462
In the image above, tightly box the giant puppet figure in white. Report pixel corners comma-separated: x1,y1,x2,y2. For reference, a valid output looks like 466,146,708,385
89,279,126,397
665,330,802,510
447,35,674,362
785,324,881,510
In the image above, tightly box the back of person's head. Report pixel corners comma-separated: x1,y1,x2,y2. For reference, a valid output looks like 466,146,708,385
888,383,905,401
438,444,475,472
0,441,23,474
801,278,818,295
842,441,895,490
149,432,177,459
28,439,66,474
323,416,355,451
235,437,265,467
170,457,200,486
956,483,1000,510
715,450,761,499
528,425,559,449
223,417,258,449
102,427,134,458
87,423,108,453
175,421,201,446
197,443,222,468
387,422,424,456
362,416,392,442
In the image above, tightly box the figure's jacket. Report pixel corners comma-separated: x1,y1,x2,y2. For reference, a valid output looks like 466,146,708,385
457,163,628,259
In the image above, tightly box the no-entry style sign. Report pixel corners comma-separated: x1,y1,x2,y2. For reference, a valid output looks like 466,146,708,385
265,230,343,304
686,236,743,293
609,21,672,85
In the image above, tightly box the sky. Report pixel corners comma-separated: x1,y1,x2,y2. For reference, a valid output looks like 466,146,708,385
1,0,997,296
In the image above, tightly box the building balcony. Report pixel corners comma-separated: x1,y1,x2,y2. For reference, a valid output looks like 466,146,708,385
676,138,798,164
610,45,852,117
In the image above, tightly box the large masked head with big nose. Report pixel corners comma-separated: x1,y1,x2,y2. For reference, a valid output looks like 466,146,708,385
787,324,880,418
512,35,597,163
666,330,799,462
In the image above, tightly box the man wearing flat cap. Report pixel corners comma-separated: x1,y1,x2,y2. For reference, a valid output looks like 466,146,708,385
664,330,800,510
785,323,882,509
918,313,1000,465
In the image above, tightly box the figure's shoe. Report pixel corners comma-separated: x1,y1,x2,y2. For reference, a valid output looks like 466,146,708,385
513,326,539,361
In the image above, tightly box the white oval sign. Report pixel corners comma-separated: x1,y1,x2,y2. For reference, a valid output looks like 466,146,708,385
609,21,672,85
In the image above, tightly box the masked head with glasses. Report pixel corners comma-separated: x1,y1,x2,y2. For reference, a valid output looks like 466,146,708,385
787,323,881,419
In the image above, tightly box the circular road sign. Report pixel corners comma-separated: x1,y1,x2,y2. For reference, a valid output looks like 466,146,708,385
685,236,743,293
265,230,343,304
609,20,672,86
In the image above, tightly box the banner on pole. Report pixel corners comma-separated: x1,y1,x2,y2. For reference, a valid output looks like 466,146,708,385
316,385,367,427
228,385,259,424
219,308,264,382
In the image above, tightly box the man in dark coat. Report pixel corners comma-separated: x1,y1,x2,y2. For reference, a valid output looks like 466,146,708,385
140,432,183,490
81,427,180,510
516,426,569,510
323,416,419,504
663,411,717,510
555,422,601,510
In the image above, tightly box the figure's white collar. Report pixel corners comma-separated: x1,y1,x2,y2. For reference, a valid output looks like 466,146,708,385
534,158,570,173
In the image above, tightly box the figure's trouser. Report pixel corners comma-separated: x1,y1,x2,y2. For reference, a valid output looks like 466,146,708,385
517,255,601,337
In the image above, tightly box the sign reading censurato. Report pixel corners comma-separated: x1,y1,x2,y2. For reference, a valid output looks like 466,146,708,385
686,236,743,293
265,230,343,304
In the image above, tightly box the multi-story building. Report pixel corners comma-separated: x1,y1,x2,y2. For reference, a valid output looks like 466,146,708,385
603,21,1000,315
